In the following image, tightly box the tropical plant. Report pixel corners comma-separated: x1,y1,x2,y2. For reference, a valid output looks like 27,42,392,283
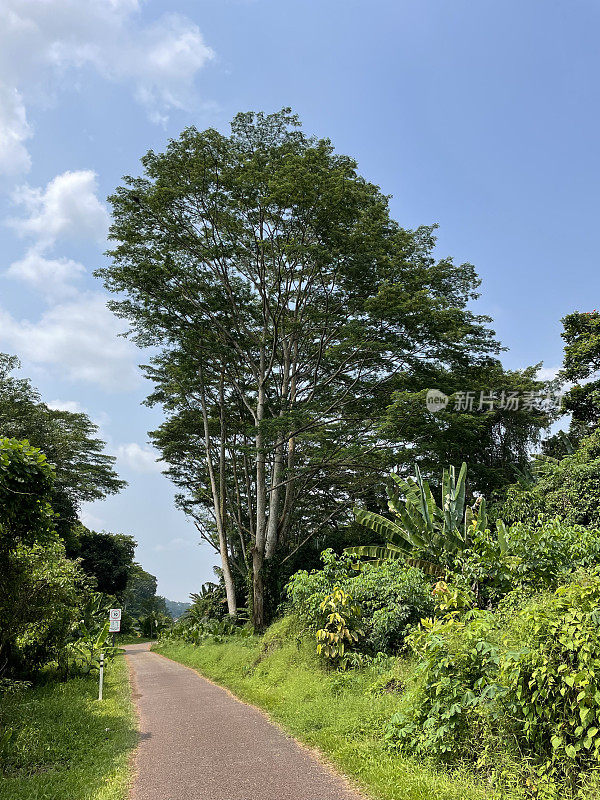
348,463,500,572
316,587,364,667
188,582,228,621
137,611,171,639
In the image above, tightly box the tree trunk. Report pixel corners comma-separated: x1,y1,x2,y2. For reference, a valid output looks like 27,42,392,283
252,344,267,630
251,545,265,632
199,364,237,618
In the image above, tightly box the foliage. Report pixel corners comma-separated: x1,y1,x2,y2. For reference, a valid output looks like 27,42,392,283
286,549,434,653
0,438,124,678
495,429,600,528
349,463,495,572
136,611,172,639
560,310,600,441
164,614,244,645
61,593,119,676
188,581,228,621
499,573,600,782
453,519,600,606
0,437,56,550
0,354,125,543
156,627,598,800
385,606,501,760
315,588,364,667
70,526,136,596
0,538,88,677
382,361,552,496
384,571,600,792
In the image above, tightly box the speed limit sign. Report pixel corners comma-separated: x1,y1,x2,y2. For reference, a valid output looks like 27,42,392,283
109,608,122,621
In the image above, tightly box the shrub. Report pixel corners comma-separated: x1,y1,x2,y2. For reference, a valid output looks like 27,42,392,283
386,571,600,790
0,539,86,676
452,520,600,606
500,572,600,782
286,550,434,654
316,588,364,667
385,606,502,760
494,429,600,528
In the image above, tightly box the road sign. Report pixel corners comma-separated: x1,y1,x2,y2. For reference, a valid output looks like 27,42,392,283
109,619,121,632
109,608,121,621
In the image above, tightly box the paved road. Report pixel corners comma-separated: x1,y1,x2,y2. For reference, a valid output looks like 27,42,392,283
124,642,363,800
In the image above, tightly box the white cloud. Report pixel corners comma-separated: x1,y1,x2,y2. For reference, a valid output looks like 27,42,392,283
0,292,140,390
537,366,561,382
6,248,85,297
0,1,214,174
115,442,163,474
46,398,85,413
0,86,31,175
10,170,109,246
5,170,108,299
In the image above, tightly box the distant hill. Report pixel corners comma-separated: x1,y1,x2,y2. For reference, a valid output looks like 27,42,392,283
165,600,191,619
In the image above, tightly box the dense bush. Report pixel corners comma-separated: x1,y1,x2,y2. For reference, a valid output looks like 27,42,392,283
2,540,85,675
452,520,600,606
387,571,600,790
0,438,120,678
315,588,364,667
286,549,434,654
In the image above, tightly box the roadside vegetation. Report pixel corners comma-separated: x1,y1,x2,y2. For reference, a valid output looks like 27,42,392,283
156,630,491,800
157,516,600,799
0,653,135,800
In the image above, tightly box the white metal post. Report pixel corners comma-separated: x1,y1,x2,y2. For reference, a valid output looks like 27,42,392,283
98,652,104,701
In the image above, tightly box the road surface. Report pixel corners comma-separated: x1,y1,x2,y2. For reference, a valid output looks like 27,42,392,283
124,642,364,800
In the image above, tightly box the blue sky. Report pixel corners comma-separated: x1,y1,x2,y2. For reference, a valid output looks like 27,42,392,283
0,0,597,600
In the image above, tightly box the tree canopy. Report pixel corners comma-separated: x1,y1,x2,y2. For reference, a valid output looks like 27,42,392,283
0,354,125,543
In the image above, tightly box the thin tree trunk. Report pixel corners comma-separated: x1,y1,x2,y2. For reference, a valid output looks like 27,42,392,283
265,434,284,560
252,344,267,630
199,364,237,618
265,341,291,560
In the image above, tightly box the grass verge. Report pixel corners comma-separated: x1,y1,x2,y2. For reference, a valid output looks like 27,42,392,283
0,652,137,800
154,620,499,800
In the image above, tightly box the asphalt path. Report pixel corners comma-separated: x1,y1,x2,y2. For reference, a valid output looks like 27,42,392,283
124,642,364,800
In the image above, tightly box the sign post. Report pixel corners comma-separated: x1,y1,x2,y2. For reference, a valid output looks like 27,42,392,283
109,608,121,648
98,652,104,701
99,610,121,701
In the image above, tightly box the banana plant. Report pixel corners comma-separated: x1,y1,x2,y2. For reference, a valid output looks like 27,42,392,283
347,463,495,573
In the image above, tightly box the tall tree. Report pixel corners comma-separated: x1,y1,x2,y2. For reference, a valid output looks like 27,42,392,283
69,525,136,596
98,109,498,629
0,438,84,676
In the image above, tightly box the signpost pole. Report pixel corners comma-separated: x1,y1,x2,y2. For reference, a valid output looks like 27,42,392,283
98,652,104,701
101,609,121,700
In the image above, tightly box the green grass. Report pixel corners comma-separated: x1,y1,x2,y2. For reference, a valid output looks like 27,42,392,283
0,652,137,800
153,620,500,800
